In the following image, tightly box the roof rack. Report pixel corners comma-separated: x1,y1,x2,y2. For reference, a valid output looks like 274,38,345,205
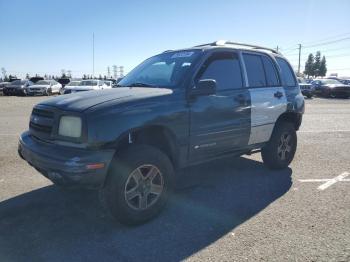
194,40,280,54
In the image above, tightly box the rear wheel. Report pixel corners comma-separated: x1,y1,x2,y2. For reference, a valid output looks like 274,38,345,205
102,145,174,225
261,122,297,170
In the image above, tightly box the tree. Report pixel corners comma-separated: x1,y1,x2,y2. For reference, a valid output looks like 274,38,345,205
304,53,314,78
319,56,327,77
313,51,321,77
98,74,102,80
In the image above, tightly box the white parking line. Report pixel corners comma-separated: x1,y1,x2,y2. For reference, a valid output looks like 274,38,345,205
299,130,350,133
318,172,349,190
299,172,350,190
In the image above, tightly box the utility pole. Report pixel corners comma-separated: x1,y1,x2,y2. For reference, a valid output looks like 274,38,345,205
107,66,110,78
92,33,95,78
298,44,302,75
112,65,117,79
276,46,279,52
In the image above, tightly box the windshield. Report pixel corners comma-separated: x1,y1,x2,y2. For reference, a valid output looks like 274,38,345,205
118,50,202,88
10,80,21,85
298,78,307,84
80,80,98,86
321,79,342,85
36,80,50,85
66,81,81,86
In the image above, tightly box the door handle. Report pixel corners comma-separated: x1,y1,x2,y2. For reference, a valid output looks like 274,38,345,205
274,91,283,98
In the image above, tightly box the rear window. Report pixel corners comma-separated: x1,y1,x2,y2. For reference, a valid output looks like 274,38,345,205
262,56,280,86
243,54,266,87
276,58,297,87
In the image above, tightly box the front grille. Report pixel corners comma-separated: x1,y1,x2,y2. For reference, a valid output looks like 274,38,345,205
30,107,55,137
29,122,53,133
32,108,54,118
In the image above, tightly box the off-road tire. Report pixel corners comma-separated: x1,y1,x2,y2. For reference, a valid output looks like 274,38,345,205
102,145,174,226
261,122,297,170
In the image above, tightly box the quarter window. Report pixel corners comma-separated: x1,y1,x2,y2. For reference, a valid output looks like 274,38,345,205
198,52,243,90
262,56,280,86
243,54,266,87
276,58,297,87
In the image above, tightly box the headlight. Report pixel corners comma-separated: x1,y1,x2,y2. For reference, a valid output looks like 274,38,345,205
58,116,82,138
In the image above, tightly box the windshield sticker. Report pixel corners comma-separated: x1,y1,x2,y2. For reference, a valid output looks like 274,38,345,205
171,51,194,58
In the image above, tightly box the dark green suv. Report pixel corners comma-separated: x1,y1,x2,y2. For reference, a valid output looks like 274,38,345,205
19,41,304,225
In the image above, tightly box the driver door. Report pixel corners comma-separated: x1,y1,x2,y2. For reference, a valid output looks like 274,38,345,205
188,51,251,163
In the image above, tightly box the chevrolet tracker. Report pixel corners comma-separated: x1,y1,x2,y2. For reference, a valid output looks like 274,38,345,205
18,41,304,225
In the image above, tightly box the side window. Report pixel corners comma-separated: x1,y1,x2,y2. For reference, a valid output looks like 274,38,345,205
198,52,243,90
243,54,266,87
276,57,297,87
262,56,280,86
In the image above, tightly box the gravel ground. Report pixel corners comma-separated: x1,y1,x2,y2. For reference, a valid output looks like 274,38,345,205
0,95,349,262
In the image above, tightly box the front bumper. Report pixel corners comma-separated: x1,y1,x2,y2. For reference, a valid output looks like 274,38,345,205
3,88,26,95
18,131,115,189
26,89,46,95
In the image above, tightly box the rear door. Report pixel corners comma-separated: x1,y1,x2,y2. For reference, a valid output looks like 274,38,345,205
242,53,287,145
189,51,251,162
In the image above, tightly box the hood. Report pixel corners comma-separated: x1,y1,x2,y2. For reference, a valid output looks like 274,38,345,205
38,87,173,112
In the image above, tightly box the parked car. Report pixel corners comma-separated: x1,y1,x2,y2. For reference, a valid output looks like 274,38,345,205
3,79,33,96
63,79,109,94
26,80,62,96
61,80,81,94
298,78,314,98
18,41,304,225
0,82,10,94
312,78,350,98
339,79,350,85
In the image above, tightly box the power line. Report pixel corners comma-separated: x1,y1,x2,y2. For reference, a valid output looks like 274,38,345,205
303,37,350,48
302,32,350,45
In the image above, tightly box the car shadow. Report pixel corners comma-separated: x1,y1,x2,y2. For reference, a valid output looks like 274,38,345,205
0,156,292,262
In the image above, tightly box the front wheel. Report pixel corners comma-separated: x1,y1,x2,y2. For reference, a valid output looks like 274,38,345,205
261,122,297,170
102,145,174,225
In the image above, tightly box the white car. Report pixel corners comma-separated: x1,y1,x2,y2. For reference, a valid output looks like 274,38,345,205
26,80,62,96
64,80,110,94
61,80,81,95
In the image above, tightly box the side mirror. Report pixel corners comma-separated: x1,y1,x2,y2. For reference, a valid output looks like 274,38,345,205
190,79,216,97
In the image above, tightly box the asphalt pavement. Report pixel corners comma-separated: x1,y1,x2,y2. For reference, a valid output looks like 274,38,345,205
0,96,349,262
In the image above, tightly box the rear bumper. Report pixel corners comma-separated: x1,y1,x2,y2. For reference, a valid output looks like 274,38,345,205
18,131,115,189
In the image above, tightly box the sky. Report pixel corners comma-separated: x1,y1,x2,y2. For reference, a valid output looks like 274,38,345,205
0,0,350,79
